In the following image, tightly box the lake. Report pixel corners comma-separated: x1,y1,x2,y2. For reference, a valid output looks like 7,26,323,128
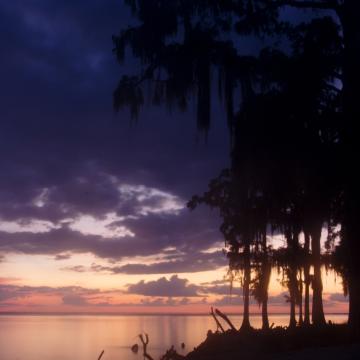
0,314,347,360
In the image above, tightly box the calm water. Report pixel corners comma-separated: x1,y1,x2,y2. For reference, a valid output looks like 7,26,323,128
0,314,347,360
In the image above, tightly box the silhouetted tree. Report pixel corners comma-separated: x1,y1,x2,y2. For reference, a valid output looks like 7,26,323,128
251,230,272,330
303,231,311,326
189,169,257,331
114,0,360,335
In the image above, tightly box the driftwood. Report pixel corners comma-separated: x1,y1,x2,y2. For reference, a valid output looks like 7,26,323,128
139,333,154,360
210,307,225,333
97,350,105,360
210,307,237,332
215,308,236,331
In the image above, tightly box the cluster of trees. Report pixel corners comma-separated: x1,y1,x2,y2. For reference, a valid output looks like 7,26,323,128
113,0,360,335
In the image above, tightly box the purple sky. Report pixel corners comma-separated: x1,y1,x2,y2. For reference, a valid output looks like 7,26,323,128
0,1,347,313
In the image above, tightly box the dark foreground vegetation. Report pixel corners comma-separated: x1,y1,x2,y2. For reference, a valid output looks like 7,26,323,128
188,322,354,360
122,309,358,360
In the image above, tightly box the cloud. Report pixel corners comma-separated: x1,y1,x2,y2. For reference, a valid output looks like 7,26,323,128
211,295,244,306
54,253,72,261
86,250,226,275
69,212,135,238
267,292,290,306
139,296,206,307
328,293,348,303
140,297,177,306
0,205,223,266
0,283,99,303
127,275,200,297
62,265,87,273
0,0,229,279
62,294,89,306
117,184,184,217
208,291,292,307
0,284,50,302
201,279,229,286
0,218,59,234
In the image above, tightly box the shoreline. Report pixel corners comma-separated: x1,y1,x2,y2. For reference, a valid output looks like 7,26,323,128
183,324,359,360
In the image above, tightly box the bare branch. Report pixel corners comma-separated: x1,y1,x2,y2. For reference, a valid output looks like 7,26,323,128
215,308,237,331
210,307,225,333
139,333,154,360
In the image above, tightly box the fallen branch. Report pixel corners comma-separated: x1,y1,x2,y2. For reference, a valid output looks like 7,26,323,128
210,307,225,333
139,333,154,360
215,308,236,331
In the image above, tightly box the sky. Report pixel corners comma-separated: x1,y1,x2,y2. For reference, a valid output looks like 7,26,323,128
0,0,347,315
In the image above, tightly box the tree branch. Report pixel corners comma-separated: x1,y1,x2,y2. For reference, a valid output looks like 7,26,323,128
139,333,155,360
215,308,237,331
210,307,225,333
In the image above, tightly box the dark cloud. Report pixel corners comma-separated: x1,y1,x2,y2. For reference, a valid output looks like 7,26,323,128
0,284,98,303
87,250,226,274
127,275,201,297
0,0,229,269
0,208,223,263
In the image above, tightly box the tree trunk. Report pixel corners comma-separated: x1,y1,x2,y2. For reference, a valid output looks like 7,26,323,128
348,266,360,336
310,223,326,326
288,267,297,329
339,0,360,337
261,232,271,330
298,269,303,326
286,230,298,329
261,262,271,330
262,295,269,330
303,231,311,326
241,242,251,331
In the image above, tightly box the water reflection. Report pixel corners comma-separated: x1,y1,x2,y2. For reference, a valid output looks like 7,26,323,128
0,314,347,360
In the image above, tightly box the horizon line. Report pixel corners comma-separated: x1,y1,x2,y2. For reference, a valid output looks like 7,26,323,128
0,311,349,316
